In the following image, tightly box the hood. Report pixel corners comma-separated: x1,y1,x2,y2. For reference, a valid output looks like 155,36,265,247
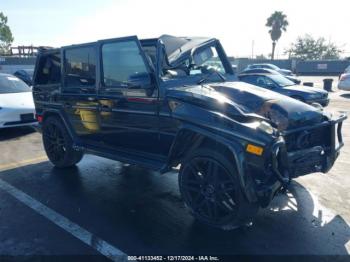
166,81,324,131
278,69,292,76
0,92,35,109
282,85,328,95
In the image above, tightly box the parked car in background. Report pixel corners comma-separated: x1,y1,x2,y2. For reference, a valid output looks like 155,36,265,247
13,69,34,86
0,73,37,128
338,73,350,91
238,72,329,106
246,63,293,76
241,68,301,84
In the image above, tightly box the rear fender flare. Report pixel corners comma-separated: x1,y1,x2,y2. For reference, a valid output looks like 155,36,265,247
42,109,76,141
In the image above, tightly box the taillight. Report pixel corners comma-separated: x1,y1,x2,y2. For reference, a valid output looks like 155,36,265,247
36,114,43,123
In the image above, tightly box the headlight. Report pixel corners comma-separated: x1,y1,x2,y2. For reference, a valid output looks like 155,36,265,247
257,121,274,135
245,120,275,135
308,94,321,99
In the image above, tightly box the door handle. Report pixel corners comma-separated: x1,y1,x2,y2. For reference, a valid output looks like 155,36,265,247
64,102,72,108
87,97,97,102
100,105,112,111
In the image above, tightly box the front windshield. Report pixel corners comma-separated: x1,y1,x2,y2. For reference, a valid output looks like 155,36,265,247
269,74,295,87
164,45,227,79
192,46,226,74
268,64,279,70
0,75,31,93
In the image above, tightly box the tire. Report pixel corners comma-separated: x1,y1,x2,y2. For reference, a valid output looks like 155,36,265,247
42,116,83,168
178,147,258,230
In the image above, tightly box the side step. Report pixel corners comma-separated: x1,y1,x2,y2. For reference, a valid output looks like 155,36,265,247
75,144,167,171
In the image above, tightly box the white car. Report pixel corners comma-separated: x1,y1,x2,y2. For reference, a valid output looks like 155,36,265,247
344,65,350,74
0,73,37,128
338,73,350,91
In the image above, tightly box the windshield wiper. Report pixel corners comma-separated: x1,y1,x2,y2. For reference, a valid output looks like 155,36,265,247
197,71,226,85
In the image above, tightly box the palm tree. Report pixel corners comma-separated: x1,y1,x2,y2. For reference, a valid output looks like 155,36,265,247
266,11,289,60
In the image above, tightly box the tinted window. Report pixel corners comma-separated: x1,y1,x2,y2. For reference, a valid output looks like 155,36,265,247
240,75,258,85
0,75,31,93
102,41,148,87
35,52,61,85
269,74,295,87
64,46,96,88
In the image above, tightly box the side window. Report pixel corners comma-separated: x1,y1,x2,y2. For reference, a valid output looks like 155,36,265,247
263,77,277,89
102,40,149,87
256,76,267,87
35,52,61,85
64,46,96,88
242,75,258,85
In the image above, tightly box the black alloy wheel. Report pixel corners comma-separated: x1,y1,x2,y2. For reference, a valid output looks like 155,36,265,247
42,117,83,168
43,122,66,162
179,148,258,230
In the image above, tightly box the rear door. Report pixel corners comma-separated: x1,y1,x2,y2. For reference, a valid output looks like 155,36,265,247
97,36,161,156
60,44,101,145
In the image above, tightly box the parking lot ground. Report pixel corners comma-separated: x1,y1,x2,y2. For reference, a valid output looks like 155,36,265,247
0,77,349,260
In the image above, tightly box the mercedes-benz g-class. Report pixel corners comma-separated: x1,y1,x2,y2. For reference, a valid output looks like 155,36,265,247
33,35,346,229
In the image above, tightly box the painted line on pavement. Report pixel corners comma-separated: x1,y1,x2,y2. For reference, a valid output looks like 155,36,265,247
0,156,48,172
0,178,128,262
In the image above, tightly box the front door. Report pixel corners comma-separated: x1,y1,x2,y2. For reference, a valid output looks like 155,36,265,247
97,36,160,156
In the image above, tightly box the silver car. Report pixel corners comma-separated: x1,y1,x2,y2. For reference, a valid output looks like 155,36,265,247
338,73,350,91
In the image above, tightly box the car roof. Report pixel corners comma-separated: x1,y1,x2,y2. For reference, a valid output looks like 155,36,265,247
239,72,274,77
0,73,15,77
241,68,279,74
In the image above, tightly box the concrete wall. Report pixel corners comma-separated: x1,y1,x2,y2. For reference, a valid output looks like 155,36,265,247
233,58,350,75
0,56,36,74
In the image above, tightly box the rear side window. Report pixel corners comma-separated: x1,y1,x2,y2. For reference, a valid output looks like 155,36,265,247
102,41,148,87
64,46,96,88
35,51,61,85
240,75,258,85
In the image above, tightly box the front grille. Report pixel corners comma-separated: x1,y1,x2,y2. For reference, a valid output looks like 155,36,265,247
285,125,331,152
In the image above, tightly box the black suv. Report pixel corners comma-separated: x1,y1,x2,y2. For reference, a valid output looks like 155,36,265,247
33,35,346,230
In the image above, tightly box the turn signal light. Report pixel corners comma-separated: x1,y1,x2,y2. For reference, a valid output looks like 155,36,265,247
246,144,264,156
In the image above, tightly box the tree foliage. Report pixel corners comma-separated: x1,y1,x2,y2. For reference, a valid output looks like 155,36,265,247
285,35,343,60
266,11,289,60
0,12,14,54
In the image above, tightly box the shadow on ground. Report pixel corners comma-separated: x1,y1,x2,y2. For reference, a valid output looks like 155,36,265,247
0,161,349,256
0,126,36,141
341,94,350,99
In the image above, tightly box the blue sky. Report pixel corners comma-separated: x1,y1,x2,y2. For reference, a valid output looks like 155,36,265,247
2,0,349,58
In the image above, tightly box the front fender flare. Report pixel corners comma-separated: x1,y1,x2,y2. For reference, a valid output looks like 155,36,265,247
167,123,257,203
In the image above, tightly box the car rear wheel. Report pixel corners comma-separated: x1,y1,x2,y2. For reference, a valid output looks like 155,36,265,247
179,148,258,230
42,116,83,168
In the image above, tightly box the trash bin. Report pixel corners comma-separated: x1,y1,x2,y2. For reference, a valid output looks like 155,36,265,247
303,82,314,87
323,78,333,92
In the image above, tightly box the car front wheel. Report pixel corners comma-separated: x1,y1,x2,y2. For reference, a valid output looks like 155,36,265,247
179,148,258,230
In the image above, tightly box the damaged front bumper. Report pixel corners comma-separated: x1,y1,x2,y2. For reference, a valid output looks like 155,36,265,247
255,113,346,207
272,113,347,182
